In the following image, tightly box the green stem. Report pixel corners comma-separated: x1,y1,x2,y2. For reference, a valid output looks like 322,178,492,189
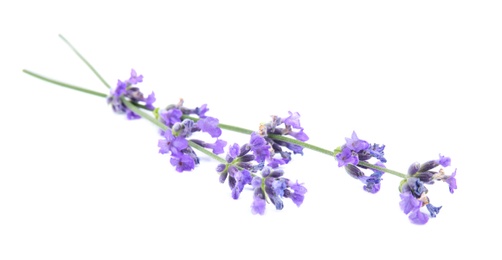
267,134,334,156
122,98,227,164
182,115,253,134
358,161,407,179
59,34,111,89
22,69,107,98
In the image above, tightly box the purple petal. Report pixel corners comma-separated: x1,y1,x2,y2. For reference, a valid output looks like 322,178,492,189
446,168,457,193
283,111,302,129
409,209,429,225
197,117,222,138
399,191,421,215
437,154,451,167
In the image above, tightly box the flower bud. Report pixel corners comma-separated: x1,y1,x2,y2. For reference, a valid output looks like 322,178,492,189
408,162,420,176
238,143,251,157
239,154,256,162
345,164,364,179
419,160,439,172
219,171,228,183
414,171,435,184
216,163,226,173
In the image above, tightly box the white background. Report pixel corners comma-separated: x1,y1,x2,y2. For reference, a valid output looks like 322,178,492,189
1,1,501,259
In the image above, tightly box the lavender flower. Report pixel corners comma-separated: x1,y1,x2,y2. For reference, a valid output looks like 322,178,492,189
250,132,271,163
196,117,222,138
362,162,385,194
399,178,431,225
344,131,370,152
158,129,198,173
408,154,457,192
254,112,310,168
217,141,260,199
336,147,359,167
249,167,307,214
217,136,306,214
158,130,189,155
445,169,457,193
157,101,228,173
107,69,156,119
170,153,196,172
251,188,267,215
336,131,387,193
160,108,182,127
399,154,456,224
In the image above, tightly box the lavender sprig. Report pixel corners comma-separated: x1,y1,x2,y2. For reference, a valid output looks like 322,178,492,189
22,35,458,223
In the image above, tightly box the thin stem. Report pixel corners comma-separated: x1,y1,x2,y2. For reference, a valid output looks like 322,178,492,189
22,69,107,98
122,98,167,130
122,98,227,164
357,161,407,179
268,134,334,156
182,115,253,134
188,141,227,164
59,34,111,89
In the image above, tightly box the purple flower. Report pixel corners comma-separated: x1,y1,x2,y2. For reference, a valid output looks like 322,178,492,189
266,157,289,168
231,169,252,199
408,208,429,225
445,168,457,193
158,130,188,155
399,177,447,225
426,204,442,218
170,154,196,172
287,129,309,142
228,143,240,159
272,179,288,197
160,108,182,127
145,92,156,110
247,167,307,214
258,112,309,164
283,111,302,129
251,188,267,215
196,104,209,118
437,154,451,167
196,117,222,138
336,132,389,195
362,164,385,194
399,191,429,225
399,191,422,215
336,147,359,167
368,143,386,163
408,155,457,194
128,69,143,84
250,133,270,163
208,139,227,155
286,180,307,207
335,131,386,168
107,69,155,119
345,131,370,153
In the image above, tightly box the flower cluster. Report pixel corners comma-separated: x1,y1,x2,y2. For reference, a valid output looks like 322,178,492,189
335,131,387,193
250,168,307,215
399,155,457,224
258,112,309,168
215,114,309,214
107,69,156,119
156,100,227,172
335,132,457,224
